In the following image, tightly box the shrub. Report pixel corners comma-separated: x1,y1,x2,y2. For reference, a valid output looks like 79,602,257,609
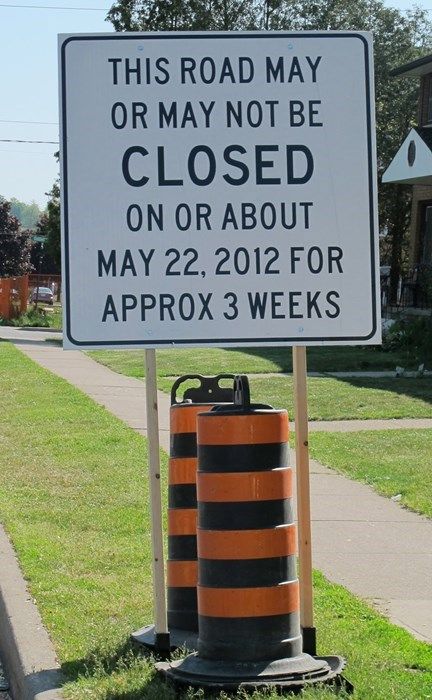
3,307,51,328
382,316,432,364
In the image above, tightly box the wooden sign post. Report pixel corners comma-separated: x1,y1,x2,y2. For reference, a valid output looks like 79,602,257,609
144,349,170,652
293,346,315,655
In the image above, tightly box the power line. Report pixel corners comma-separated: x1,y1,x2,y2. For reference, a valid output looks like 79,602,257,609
0,3,108,10
0,148,55,154
0,119,58,125
0,139,58,144
0,1,430,10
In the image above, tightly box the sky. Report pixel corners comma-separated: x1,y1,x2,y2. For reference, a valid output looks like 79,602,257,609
0,0,429,209
0,1,111,208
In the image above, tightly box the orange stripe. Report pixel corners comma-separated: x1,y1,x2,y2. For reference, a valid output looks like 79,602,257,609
198,581,299,618
170,404,213,435
197,412,288,445
168,508,197,535
167,560,198,587
169,457,197,485
197,468,292,502
198,524,296,560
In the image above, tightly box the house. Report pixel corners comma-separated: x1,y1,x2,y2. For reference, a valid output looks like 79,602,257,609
382,53,432,310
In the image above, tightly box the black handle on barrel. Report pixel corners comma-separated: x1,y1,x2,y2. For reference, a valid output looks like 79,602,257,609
233,375,251,409
171,374,235,405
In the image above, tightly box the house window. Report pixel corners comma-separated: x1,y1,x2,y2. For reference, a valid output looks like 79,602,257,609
426,76,432,124
420,204,432,264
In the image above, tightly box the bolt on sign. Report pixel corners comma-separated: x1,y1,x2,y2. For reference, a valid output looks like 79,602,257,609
59,31,380,349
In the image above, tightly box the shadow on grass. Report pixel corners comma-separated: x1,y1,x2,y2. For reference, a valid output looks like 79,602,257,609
60,639,181,700
61,640,269,699
61,639,136,679
335,375,432,407
224,345,413,373
225,346,291,373
0,335,61,349
60,638,352,700
92,681,177,700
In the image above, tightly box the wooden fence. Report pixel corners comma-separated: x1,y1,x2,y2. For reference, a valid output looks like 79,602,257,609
0,276,28,320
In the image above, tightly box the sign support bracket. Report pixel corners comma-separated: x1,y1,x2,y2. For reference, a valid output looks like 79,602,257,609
293,345,316,655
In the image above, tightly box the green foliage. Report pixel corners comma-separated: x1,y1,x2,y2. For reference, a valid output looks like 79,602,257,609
9,197,42,231
36,180,61,271
416,264,432,307
383,316,432,362
2,307,50,328
107,0,256,31
0,196,33,277
106,0,432,301
0,306,62,329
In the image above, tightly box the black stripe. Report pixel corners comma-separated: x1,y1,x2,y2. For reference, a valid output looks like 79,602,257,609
171,433,197,458
168,587,198,632
198,613,302,661
169,484,197,509
198,443,288,472
199,556,297,588
198,498,294,530
168,535,197,560
168,587,197,610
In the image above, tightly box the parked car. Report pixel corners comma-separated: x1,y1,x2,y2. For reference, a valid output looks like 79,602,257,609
31,286,54,305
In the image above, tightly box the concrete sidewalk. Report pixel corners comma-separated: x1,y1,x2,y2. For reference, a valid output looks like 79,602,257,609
1,327,432,650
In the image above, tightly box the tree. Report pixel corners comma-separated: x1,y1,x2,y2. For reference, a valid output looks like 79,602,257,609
36,180,61,272
9,197,42,231
263,0,432,302
106,0,432,302
0,197,33,278
107,0,256,31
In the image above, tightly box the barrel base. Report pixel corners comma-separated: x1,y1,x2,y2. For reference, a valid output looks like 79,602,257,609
131,624,198,654
156,652,346,691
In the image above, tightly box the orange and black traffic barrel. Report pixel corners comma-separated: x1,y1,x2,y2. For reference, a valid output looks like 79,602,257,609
196,376,300,662
167,401,202,634
133,374,233,652
167,374,234,636
157,376,346,690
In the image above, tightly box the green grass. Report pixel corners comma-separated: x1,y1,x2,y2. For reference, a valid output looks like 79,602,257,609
89,344,417,378
49,305,63,329
252,375,432,421
310,429,432,518
157,375,432,421
0,341,163,667
90,348,432,421
1,341,431,699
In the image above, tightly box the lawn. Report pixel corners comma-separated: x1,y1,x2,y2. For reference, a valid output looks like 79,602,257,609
89,344,417,378
243,375,432,421
89,348,432,421
147,373,432,422
0,341,431,699
310,429,432,519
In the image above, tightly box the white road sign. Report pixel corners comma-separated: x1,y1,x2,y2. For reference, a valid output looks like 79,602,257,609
59,31,380,349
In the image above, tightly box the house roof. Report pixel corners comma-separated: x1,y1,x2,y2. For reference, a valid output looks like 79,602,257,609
391,53,432,78
382,126,432,184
